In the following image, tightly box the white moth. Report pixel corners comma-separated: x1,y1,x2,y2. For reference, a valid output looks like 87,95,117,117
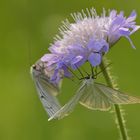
31,60,62,119
48,76,140,121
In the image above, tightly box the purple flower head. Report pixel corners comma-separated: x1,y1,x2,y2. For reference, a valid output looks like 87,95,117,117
41,8,139,83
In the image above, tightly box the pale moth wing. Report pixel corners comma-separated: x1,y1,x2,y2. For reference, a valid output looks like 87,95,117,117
49,77,140,120
31,64,62,119
48,80,88,121
80,79,140,111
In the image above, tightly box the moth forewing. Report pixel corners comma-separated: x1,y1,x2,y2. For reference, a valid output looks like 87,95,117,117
48,80,87,121
31,62,62,119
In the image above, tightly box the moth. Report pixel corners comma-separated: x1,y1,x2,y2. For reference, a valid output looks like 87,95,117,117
31,60,62,119
48,76,140,121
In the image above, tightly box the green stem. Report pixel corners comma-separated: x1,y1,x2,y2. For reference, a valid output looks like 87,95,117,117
100,58,129,140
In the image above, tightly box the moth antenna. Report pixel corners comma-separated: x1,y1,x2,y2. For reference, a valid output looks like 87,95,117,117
90,64,94,78
75,65,85,79
81,67,90,77
66,76,79,84
95,62,112,77
93,66,98,79
64,64,80,80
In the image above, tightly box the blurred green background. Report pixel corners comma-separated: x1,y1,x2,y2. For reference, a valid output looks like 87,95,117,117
0,0,140,140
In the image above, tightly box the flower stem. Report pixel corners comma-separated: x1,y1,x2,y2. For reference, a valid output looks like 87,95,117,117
100,58,129,140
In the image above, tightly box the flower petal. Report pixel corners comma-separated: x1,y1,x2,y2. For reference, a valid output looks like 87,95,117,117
127,10,136,22
41,54,60,66
71,56,86,69
87,38,109,53
71,56,83,65
87,38,102,52
41,54,55,62
125,36,136,49
119,27,130,36
88,53,101,66
109,10,117,19
130,25,140,35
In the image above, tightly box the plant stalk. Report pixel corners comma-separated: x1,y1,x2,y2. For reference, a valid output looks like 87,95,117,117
100,58,129,140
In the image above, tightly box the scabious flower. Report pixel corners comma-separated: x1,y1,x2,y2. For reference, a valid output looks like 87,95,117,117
41,8,140,83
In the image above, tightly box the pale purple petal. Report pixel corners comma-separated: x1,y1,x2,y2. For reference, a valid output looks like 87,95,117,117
125,36,136,49
87,38,103,52
87,38,109,53
51,62,71,84
88,53,101,66
100,40,109,52
49,41,62,54
118,11,124,17
41,54,55,62
63,66,72,77
41,54,60,66
119,27,130,36
109,10,117,19
71,56,83,65
71,56,86,69
112,16,125,26
130,26,140,35
102,43,109,52
127,10,136,22
67,44,86,54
